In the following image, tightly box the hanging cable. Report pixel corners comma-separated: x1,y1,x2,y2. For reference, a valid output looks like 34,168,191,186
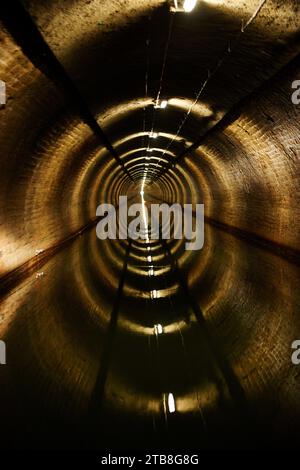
153,0,268,179
144,12,175,184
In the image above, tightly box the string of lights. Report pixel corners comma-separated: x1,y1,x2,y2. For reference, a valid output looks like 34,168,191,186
137,1,205,187
152,0,268,180
141,15,152,156
130,14,152,183
140,10,175,189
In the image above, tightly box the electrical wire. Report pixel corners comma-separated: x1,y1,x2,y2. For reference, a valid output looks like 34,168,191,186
144,12,175,184
153,0,268,177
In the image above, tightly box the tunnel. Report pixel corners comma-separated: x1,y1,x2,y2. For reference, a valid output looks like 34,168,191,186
0,0,299,452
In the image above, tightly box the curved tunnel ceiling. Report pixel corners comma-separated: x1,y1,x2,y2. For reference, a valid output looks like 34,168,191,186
0,0,300,451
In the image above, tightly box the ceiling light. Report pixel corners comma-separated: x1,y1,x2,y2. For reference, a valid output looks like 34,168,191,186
147,255,152,262
150,132,158,138
154,100,168,109
151,290,158,299
183,0,197,12
167,393,176,413
171,0,197,12
149,267,154,276
154,324,163,335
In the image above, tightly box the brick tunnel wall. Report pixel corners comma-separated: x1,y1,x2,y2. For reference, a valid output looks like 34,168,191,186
0,0,299,450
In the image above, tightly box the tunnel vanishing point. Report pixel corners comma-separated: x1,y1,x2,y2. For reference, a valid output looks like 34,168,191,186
0,0,299,451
